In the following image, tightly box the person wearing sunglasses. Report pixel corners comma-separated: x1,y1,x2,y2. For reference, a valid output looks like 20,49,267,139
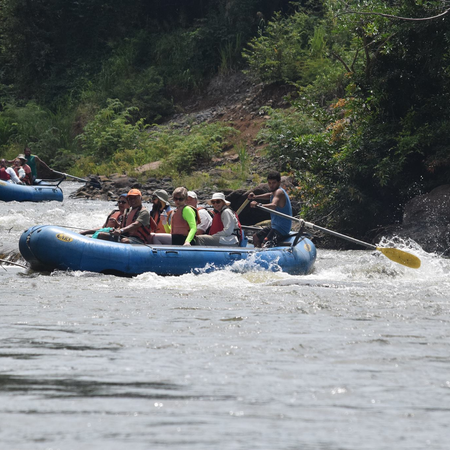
150,189,173,234
111,189,153,244
195,192,241,247
80,193,129,239
152,187,199,246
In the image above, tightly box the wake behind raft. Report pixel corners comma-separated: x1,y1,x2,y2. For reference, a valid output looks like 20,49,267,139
19,225,316,276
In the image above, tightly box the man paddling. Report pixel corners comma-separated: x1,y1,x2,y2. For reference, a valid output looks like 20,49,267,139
6,147,55,184
248,171,293,248
24,147,55,183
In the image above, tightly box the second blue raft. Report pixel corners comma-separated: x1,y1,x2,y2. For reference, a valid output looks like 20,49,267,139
0,180,63,202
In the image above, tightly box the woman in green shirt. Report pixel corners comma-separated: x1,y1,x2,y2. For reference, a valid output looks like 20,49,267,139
152,187,199,246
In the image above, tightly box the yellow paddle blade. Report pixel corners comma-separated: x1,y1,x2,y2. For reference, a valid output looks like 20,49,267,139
376,247,421,269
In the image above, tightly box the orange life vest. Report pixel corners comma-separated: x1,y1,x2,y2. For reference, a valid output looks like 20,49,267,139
150,208,172,233
122,206,152,243
171,205,200,236
104,210,123,228
14,164,32,185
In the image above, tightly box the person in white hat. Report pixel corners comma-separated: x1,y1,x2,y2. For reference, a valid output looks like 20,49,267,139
186,191,212,235
195,192,241,246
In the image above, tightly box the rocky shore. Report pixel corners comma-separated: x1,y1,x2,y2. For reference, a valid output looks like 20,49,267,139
377,184,450,256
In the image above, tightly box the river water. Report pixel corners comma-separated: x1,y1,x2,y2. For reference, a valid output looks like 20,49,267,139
1,182,449,450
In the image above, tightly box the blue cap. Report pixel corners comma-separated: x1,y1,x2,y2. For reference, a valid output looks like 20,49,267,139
119,193,128,198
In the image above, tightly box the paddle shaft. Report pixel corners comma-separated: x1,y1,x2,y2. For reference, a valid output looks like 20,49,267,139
0,258,28,269
235,198,250,216
53,170,88,183
256,204,377,250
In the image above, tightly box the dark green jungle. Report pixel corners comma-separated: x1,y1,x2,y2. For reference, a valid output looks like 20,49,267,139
1,0,450,240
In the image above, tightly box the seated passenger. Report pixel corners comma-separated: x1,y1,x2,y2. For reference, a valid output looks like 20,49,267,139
150,189,172,233
14,155,32,185
187,191,212,235
111,189,152,244
0,159,22,184
195,193,241,247
152,187,198,246
80,193,129,240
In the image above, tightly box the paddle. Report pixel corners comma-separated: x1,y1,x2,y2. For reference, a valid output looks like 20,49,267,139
52,170,88,183
52,170,102,189
255,204,421,269
0,258,28,269
235,198,250,216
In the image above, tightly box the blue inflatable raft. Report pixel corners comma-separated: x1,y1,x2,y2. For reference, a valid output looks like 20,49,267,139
0,180,63,202
19,225,316,276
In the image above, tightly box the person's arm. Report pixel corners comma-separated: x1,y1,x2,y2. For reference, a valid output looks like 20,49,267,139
80,228,100,236
248,191,272,201
112,209,149,236
213,209,236,237
248,190,272,208
34,155,53,172
6,168,21,183
182,206,197,245
113,220,141,236
196,209,212,235
251,188,286,210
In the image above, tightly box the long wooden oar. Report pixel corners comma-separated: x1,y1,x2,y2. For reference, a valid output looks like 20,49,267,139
256,204,421,269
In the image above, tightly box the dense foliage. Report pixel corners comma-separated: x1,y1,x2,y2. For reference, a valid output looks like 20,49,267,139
1,0,450,238
250,0,450,237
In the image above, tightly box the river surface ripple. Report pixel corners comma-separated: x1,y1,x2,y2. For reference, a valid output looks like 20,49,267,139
1,182,449,450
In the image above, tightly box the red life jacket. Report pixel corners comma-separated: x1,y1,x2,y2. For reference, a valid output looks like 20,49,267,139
0,168,11,181
14,164,32,185
122,206,152,243
171,205,200,236
209,207,243,242
209,210,224,235
23,164,32,185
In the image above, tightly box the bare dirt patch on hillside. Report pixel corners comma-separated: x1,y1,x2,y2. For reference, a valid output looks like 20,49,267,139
170,72,295,168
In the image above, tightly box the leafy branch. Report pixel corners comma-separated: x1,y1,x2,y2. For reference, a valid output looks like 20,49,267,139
338,7,450,22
